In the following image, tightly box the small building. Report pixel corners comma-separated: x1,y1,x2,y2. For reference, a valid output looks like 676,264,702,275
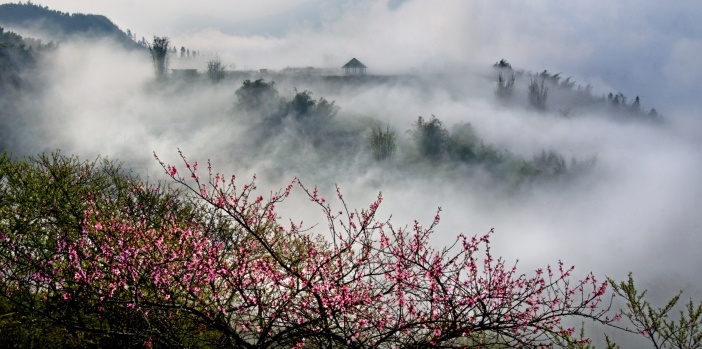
342,58,367,76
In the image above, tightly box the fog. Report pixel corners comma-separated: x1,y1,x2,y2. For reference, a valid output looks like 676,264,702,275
3,0,702,344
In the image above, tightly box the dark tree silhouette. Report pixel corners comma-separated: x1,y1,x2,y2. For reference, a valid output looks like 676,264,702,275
411,115,449,160
528,76,548,111
206,56,226,83
149,36,170,80
496,71,515,101
370,126,397,161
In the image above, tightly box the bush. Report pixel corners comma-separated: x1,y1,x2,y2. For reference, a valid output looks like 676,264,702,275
0,151,205,347
447,123,479,162
287,89,339,121
370,125,397,161
234,79,280,115
410,115,449,161
206,56,226,83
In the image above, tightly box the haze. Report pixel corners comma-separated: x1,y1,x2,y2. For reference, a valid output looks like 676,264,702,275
2,1,702,344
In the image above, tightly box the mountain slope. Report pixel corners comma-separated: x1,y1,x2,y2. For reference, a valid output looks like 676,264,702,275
0,3,141,49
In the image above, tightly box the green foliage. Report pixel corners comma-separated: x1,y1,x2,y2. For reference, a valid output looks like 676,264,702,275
410,115,449,161
532,150,567,176
551,323,620,349
0,27,37,82
0,151,203,347
230,81,590,183
370,125,397,161
447,122,479,162
235,79,280,114
609,273,702,349
287,89,339,121
288,89,316,116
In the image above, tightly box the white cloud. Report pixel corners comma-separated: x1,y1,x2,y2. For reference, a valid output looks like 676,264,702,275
664,38,702,87
19,0,701,110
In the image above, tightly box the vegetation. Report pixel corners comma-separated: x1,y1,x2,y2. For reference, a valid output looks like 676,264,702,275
444,124,482,167
0,27,36,88
230,78,594,183
206,56,226,83
370,126,397,161
609,274,702,349
494,60,662,122
149,36,170,80
0,2,140,49
0,151,616,347
0,9,686,346
496,71,516,102
235,79,281,114
0,26,52,152
410,115,450,161
528,75,549,111
0,152,203,347
2,151,701,348
286,89,339,122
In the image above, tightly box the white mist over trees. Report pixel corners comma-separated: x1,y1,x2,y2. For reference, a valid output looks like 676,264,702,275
2,1,702,347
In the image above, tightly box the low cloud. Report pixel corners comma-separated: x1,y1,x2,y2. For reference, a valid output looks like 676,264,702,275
3,2,702,344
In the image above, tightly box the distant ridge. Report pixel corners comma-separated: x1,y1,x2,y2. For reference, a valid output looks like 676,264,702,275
0,3,142,49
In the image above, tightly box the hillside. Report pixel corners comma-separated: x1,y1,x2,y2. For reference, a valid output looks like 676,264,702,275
0,2,141,49
0,26,44,152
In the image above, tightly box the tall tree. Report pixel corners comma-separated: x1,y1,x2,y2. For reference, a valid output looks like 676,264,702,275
149,36,170,80
206,56,226,83
630,96,641,114
496,71,515,102
528,76,548,111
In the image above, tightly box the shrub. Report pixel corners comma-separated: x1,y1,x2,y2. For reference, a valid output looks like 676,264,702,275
370,125,397,161
410,115,449,161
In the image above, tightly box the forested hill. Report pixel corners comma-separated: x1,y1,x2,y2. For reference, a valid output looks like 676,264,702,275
0,2,141,49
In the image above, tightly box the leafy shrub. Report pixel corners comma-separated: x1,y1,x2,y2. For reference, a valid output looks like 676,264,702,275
410,115,449,161
370,125,397,161
234,79,280,114
447,123,479,162
287,89,339,121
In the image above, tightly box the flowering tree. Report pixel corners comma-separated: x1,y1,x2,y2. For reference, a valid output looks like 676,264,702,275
0,152,207,347
0,151,615,347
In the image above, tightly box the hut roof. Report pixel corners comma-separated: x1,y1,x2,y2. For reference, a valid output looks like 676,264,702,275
342,58,367,69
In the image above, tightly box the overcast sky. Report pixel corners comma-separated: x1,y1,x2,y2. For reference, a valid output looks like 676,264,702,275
11,0,701,113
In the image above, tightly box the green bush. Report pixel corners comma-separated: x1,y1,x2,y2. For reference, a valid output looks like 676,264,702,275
410,115,449,161
370,125,397,161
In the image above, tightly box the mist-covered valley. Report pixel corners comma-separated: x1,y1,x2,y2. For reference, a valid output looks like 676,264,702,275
2,1,702,346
